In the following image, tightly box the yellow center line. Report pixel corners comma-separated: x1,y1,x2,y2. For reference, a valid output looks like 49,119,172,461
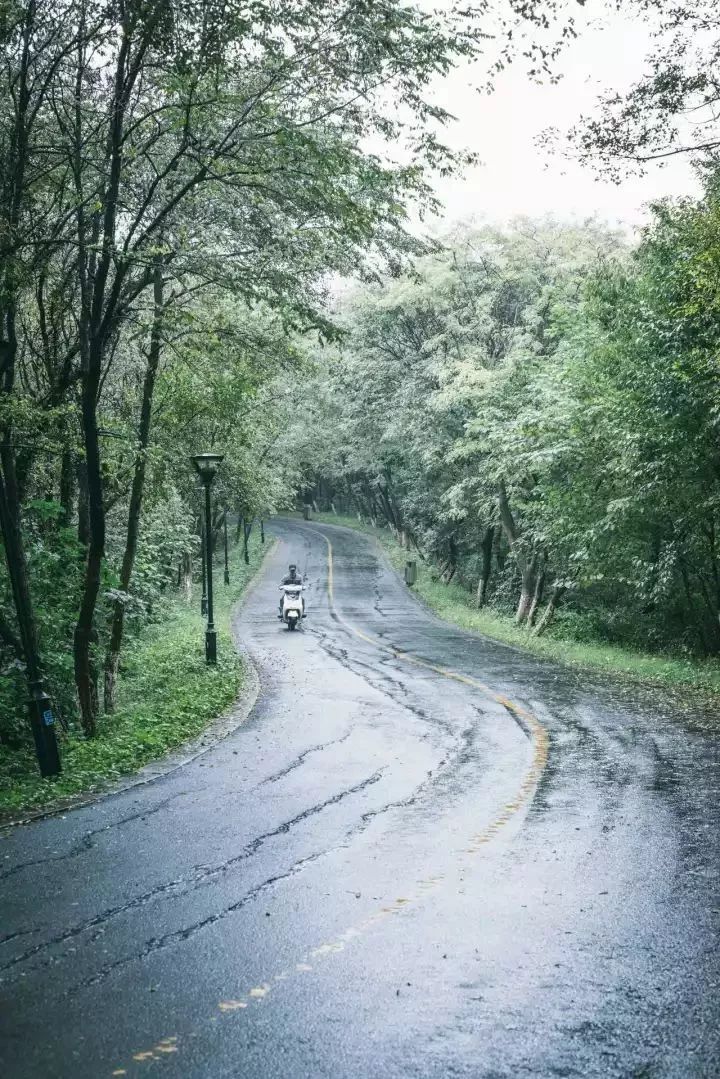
115,525,550,1075
313,526,549,785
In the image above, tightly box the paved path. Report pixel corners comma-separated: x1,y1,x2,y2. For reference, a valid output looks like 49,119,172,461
1,519,718,1077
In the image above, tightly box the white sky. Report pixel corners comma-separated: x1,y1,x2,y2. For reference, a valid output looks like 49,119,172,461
422,6,699,231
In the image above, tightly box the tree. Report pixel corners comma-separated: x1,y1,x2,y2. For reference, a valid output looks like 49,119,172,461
298,219,626,635
564,1,720,174
0,0,589,762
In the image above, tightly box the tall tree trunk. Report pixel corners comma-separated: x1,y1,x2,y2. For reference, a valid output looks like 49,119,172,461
76,457,90,550
74,338,104,736
73,5,150,735
243,518,251,565
497,478,537,625
533,584,565,637
378,485,394,530
515,558,538,626
527,554,547,627
361,480,378,526
379,482,401,535
441,534,458,584
0,454,43,691
59,449,74,527
476,524,495,607
104,265,164,713
223,510,230,585
679,554,712,655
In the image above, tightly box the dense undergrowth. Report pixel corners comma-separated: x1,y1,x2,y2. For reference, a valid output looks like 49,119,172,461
0,536,267,819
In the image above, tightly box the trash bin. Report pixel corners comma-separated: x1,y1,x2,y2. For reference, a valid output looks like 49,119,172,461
302,503,311,521
404,560,417,586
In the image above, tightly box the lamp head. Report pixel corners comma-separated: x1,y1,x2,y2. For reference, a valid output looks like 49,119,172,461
191,452,224,486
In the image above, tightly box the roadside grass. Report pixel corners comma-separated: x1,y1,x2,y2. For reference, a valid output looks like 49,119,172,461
0,535,268,820
307,512,720,701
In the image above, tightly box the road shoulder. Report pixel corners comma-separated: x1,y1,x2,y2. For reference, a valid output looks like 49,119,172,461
0,539,276,831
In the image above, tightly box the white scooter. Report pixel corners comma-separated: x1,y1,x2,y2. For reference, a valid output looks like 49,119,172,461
279,583,305,630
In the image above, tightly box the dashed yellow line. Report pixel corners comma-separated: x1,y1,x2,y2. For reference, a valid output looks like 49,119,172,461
114,525,549,1075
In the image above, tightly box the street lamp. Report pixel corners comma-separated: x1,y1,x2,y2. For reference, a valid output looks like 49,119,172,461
191,453,224,664
199,504,208,617
223,508,230,585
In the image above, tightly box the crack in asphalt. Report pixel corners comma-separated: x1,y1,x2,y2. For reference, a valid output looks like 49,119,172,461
0,771,385,979
311,628,421,702
65,729,513,998
305,630,524,817
312,628,460,744
0,926,40,947
3,519,719,1079
0,790,199,884
254,730,354,788
65,846,335,997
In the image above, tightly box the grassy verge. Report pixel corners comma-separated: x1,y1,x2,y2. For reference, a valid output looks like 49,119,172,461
309,512,720,700
0,535,269,820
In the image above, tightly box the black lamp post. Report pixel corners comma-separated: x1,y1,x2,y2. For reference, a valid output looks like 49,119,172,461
199,504,208,617
223,508,230,586
191,453,224,664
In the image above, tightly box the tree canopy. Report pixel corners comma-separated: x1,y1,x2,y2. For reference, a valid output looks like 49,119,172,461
1,0,584,764
564,1,720,173
298,189,720,654
4,0,720,784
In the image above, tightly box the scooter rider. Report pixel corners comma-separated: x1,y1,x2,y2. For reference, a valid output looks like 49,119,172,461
282,564,302,586
279,564,305,617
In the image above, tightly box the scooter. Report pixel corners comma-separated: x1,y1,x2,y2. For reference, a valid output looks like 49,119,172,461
279,583,305,630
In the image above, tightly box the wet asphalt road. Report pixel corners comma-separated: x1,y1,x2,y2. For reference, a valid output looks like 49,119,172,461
1,518,719,1078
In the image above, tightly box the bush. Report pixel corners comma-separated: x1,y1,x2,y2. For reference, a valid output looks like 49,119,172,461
0,531,265,818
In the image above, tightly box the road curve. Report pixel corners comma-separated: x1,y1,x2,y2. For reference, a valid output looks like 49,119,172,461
1,518,718,1078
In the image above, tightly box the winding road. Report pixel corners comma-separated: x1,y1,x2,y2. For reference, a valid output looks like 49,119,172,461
1,519,719,1078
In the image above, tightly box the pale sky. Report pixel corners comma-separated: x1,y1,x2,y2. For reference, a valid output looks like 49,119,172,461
423,5,699,231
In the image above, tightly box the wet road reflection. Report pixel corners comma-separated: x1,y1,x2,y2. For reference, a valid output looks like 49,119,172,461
0,518,718,1078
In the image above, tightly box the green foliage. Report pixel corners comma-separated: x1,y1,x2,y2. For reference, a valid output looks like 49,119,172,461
1,517,83,742
297,186,720,661
566,1,720,175
0,533,265,818
316,513,720,702
3,0,570,759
